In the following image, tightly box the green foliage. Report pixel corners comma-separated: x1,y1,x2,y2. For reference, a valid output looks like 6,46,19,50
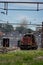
16,26,26,33
0,23,14,33
15,18,34,33
27,29,34,33
4,24,14,32
16,26,34,33
0,50,43,65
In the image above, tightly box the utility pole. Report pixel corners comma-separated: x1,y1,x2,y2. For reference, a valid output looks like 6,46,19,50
41,22,43,48
4,3,8,15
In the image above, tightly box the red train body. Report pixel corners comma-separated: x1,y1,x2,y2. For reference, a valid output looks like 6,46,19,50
18,33,38,50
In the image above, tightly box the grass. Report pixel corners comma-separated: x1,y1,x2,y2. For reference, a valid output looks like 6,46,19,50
0,50,43,65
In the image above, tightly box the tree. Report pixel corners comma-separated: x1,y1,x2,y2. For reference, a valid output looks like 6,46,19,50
15,18,34,34
0,23,3,30
4,24,14,32
15,18,28,33
20,18,28,28
27,29,34,33
0,22,14,33
16,26,26,33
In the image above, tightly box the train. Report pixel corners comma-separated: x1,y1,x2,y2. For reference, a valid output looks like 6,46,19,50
18,33,38,50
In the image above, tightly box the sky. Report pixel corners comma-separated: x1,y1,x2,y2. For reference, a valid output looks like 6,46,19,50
0,0,43,2
0,0,43,30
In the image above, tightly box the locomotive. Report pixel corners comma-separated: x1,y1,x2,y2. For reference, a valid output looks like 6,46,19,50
18,33,38,50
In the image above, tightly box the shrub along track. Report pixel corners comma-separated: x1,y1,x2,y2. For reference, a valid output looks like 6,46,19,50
0,50,43,65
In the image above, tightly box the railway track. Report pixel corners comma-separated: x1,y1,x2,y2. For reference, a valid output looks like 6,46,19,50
0,47,20,53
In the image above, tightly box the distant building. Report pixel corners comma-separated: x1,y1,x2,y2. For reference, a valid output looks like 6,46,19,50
0,31,22,47
0,31,5,47
36,26,42,31
0,31,4,36
35,27,42,49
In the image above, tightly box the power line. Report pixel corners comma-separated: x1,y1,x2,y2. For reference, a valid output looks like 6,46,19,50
0,23,41,26
0,8,37,11
0,8,43,11
0,1,43,14
0,1,43,4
